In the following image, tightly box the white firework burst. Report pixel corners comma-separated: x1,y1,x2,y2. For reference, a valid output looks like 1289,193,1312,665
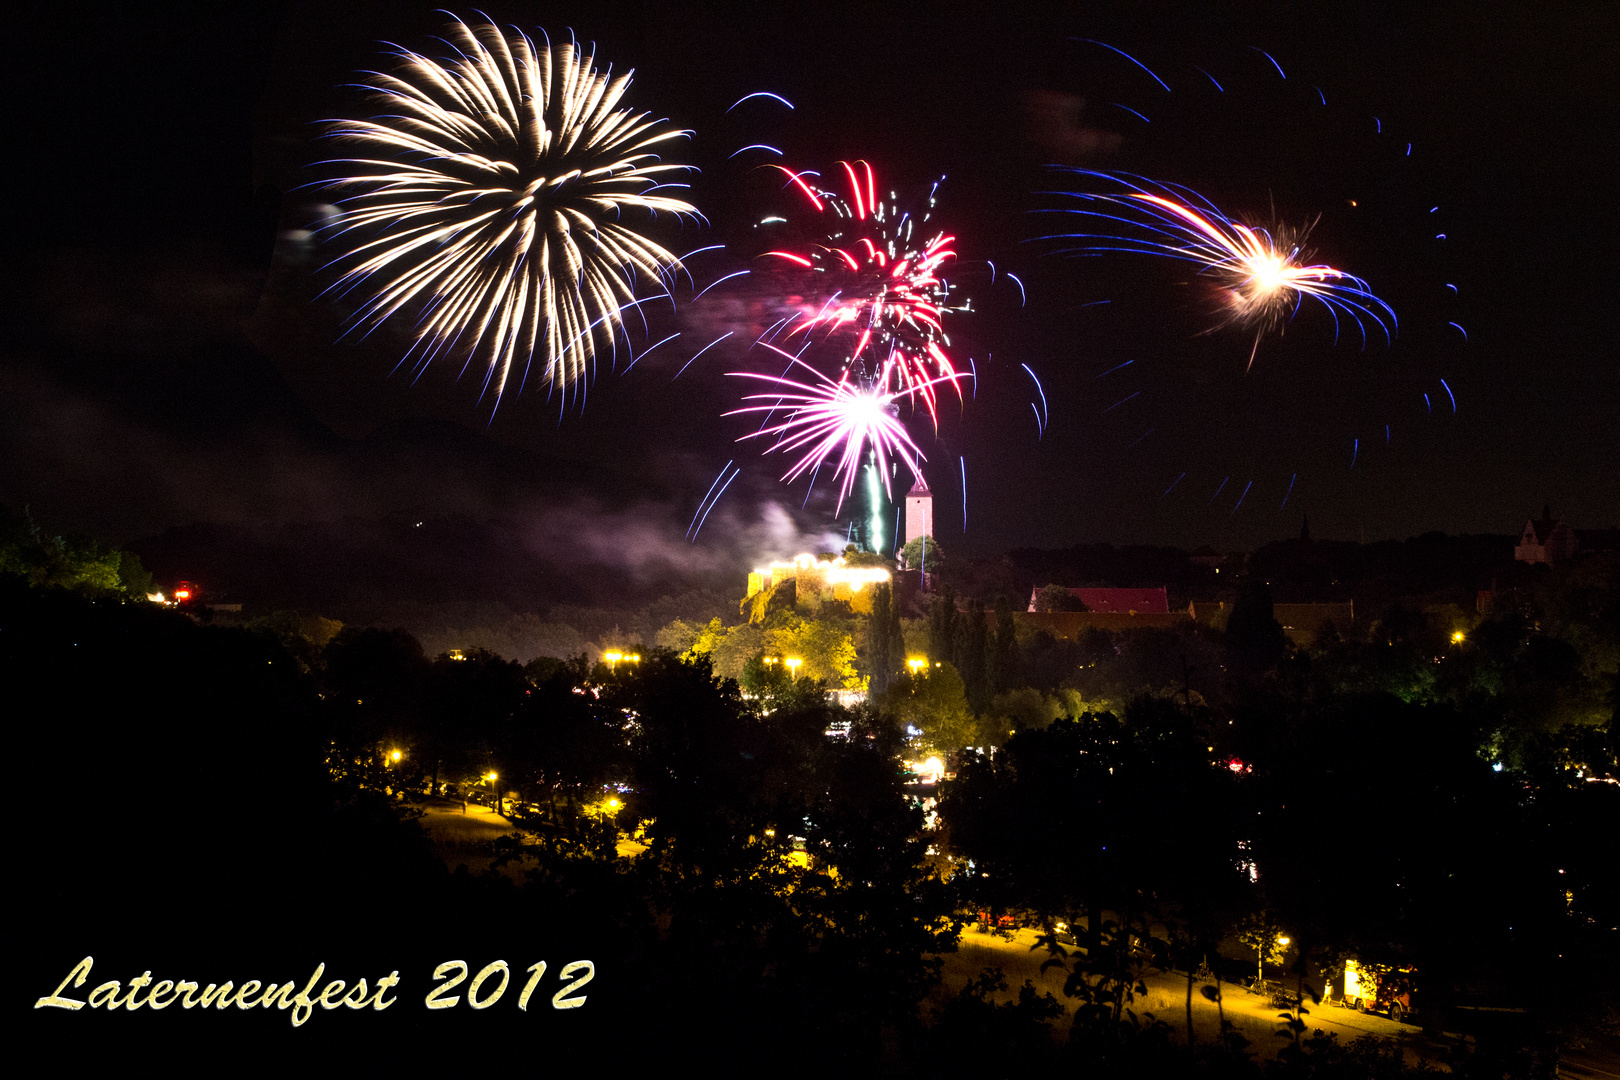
318,16,701,406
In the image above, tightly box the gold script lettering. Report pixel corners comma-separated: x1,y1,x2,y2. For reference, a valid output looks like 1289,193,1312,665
339,979,369,1009
369,971,401,1011
35,957,93,1010
146,980,178,1010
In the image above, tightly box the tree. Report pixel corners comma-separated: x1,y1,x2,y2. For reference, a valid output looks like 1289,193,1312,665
988,594,1018,695
654,617,705,653
249,610,344,670
984,687,1062,738
117,551,154,597
1237,909,1290,986
770,617,859,688
881,662,976,755
509,657,631,825
689,618,767,680
842,545,892,568
1033,583,1089,612
599,648,956,1062
739,653,820,712
1226,576,1287,674
867,583,897,695
0,507,149,598
900,534,942,572
422,646,530,793
940,705,1247,972
928,583,958,663
321,627,429,771
885,585,907,672
956,597,989,712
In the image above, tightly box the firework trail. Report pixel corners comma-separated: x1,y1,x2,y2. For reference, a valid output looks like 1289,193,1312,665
758,161,965,418
317,16,701,408
1038,171,1396,367
725,349,960,511
959,456,968,530
1022,363,1049,434
688,460,740,542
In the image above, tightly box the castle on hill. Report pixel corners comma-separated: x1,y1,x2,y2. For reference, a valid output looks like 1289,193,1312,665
745,554,892,618
742,473,934,618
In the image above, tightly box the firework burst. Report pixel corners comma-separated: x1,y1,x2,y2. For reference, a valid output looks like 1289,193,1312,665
318,16,701,407
760,161,964,414
1039,171,1396,366
725,348,958,510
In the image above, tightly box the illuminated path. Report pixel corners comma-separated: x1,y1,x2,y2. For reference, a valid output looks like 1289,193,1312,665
935,925,1433,1065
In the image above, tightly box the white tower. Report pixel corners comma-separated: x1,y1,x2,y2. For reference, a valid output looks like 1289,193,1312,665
904,475,933,547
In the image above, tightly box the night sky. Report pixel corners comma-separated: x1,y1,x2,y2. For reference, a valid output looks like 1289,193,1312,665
5,1,1616,605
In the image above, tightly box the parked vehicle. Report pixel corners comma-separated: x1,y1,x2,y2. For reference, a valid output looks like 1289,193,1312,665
1325,958,1417,1022
977,910,1018,932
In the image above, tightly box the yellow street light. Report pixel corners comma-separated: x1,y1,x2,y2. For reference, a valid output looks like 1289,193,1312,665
603,650,623,668
1278,936,1291,947
1451,631,1466,644
486,771,498,782
607,798,621,810
785,657,802,677
907,656,927,674
389,749,403,763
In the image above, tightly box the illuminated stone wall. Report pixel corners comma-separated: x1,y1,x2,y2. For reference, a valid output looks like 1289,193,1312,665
745,553,892,617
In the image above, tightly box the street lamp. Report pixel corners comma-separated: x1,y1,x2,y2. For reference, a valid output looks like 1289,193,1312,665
907,656,927,675
603,650,623,669
485,770,500,815
785,657,802,678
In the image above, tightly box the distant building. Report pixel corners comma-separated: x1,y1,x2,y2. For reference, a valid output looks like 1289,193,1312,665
1027,586,1170,614
904,476,934,545
1515,508,1578,564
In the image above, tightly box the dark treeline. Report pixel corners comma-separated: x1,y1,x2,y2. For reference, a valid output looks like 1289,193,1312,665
10,579,947,1070
122,512,740,651
951,530,1525,614
8,531,1618,1073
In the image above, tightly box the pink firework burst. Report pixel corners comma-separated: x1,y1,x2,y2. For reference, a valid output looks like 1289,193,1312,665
761,161,963,417
725,349,959,510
